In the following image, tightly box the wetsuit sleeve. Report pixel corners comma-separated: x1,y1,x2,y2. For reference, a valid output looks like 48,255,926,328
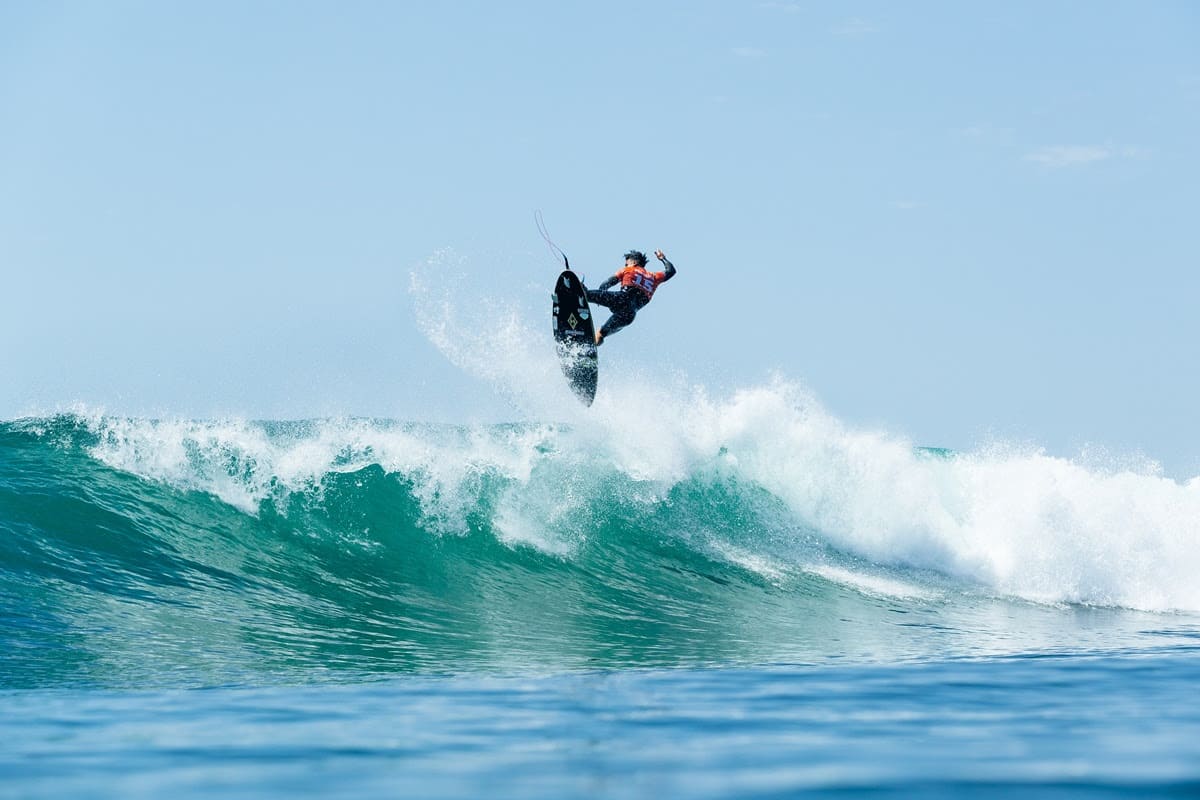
596,273,620,291
657,258,676,282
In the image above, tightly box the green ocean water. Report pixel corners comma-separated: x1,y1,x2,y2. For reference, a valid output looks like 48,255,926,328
3,412,1197,689
3,409,1200,797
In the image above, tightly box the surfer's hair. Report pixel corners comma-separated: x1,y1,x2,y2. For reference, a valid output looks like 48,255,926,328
624,250,647,267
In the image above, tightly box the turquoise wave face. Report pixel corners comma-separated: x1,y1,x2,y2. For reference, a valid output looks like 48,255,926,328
0,414,1192,688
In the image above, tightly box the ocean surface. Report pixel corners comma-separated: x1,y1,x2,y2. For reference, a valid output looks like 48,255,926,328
3,397,1200,797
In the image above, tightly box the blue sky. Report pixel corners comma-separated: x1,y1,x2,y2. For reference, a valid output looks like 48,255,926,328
2,2,1198,474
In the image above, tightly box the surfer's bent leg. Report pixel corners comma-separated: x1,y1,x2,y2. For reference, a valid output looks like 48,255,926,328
598,299,638,339
586,289,617,309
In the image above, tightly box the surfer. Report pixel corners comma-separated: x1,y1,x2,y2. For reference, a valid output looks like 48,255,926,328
586,249,677,346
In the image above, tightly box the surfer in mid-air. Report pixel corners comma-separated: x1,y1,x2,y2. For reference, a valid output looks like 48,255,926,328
586,249,677,346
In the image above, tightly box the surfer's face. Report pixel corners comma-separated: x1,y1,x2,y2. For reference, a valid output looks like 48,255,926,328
625,259,639,268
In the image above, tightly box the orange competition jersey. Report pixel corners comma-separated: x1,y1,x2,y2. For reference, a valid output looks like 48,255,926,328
617,266,668,301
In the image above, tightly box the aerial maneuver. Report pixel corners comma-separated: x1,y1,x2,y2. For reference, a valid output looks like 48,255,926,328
551,248,678,405
586,249,677,346
543,212,679,405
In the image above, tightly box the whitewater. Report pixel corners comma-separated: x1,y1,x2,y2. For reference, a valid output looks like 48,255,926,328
3,257,1200,797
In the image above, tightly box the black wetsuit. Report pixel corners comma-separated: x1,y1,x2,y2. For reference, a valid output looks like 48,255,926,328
587,258,676,340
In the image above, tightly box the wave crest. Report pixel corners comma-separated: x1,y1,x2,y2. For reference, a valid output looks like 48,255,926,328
12,381,1199,615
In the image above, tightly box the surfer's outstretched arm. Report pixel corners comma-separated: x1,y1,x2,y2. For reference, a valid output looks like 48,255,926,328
655,250,677,281
595,274,620,291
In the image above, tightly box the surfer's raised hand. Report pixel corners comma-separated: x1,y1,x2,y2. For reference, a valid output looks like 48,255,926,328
655,249,667,262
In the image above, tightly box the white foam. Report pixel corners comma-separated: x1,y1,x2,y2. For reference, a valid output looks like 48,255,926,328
676,382,1200,613
84,413,564,536
706,539,790,585
85,413,277,514
808,564,941,602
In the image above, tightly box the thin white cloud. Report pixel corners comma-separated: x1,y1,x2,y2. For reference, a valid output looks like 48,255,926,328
833,17,880,35
1118,145,1152,160
759,1,804,12
1026,145,1112,167
953,123,1016,142
1025,144,1148,168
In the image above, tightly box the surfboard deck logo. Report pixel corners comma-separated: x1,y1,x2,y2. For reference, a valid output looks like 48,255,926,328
551,269,598,406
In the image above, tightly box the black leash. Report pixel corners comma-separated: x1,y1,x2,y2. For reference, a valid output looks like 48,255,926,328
535,210,570,271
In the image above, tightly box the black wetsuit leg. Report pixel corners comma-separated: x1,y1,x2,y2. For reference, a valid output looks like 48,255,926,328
587,289,645,338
